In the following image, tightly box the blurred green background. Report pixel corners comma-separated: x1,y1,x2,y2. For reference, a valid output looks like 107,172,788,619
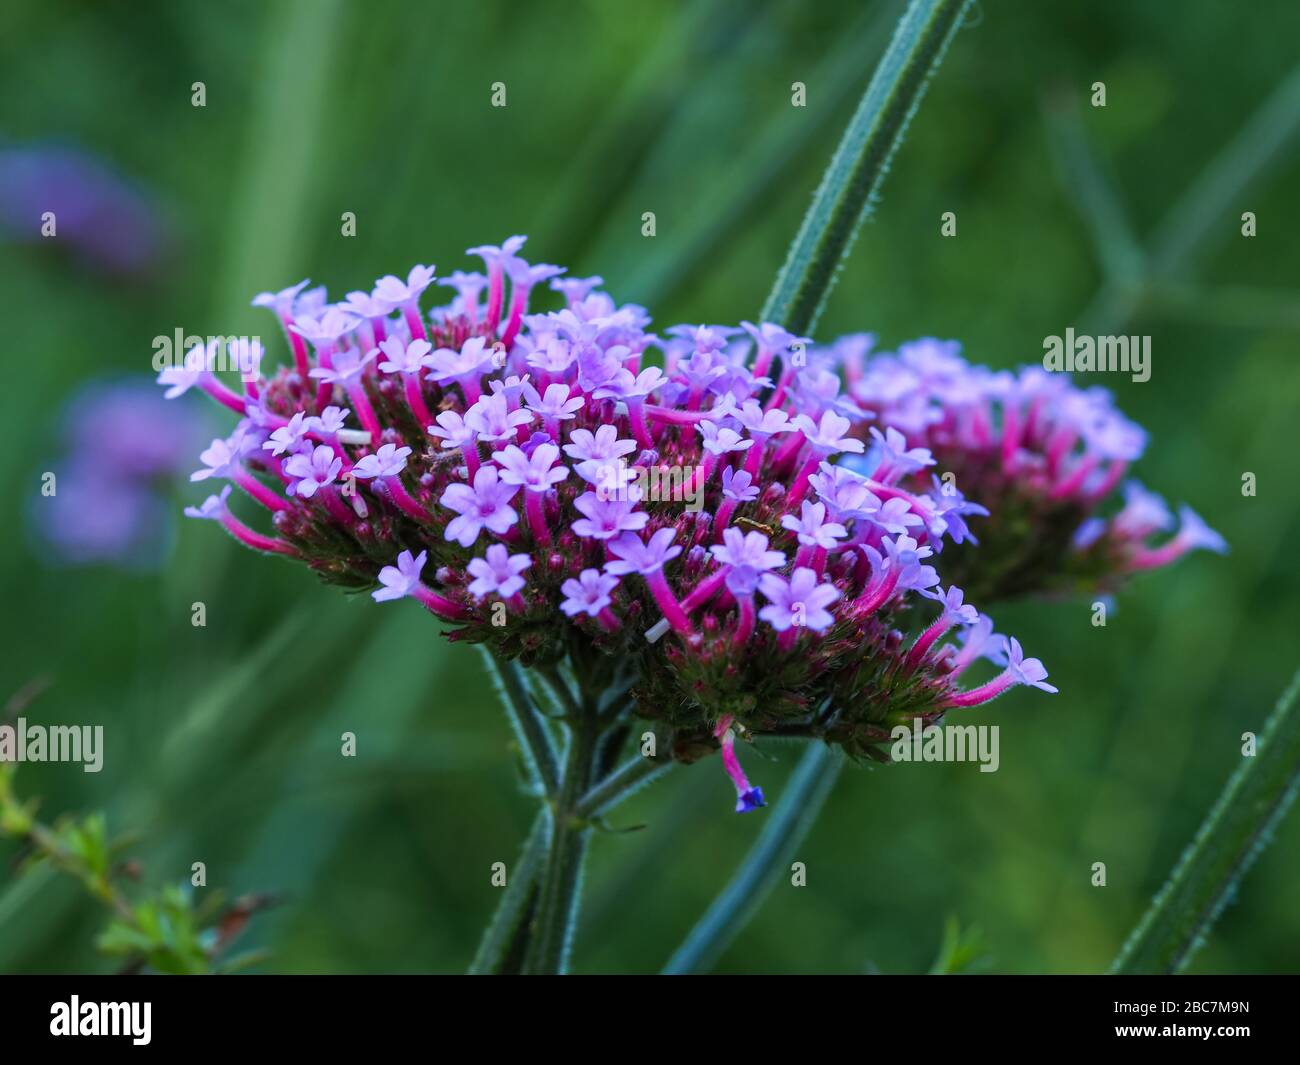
2,0,1297,974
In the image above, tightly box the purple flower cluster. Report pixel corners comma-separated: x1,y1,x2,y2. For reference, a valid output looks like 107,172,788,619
31,379,209,567
167,238,1221,799
836,337,1227,599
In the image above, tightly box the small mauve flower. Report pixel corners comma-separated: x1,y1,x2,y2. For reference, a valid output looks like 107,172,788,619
741,321,808,356
792,410,865,455
810,462,881,522
440,270,488,311
869,425,935,477
1003,637,1057,692
560,568,620,617
563,424,637,464
183,485,232,521
311,406,349,435
720,466,759,502
571,491,648,540
526,337,577,375
308,345,376,386
781,501,848,549
668,324,741,355
427,336,496,382
439,466,520,547
1174,506,1228,554
872,497,926,536
377,337,433,375
284,444,343,498
373,264,437,307
494,443,569,492
603,528,681,577
935,585,979,625
428,410,477,449
252,280,310,317
488,374,533,404
593,366,668,402
156,343,212,398
191,435,240,482
757,568,840,633
352,444,412,479
467,235,527,268
524,382,585,422
290,307,358,347
711,528,786,596
733,401,793,438
372,549,428,602
551,275,604,306
340,289,391,320
467,544,533,600
506,258,566,289
263,412,311,456
465,392,534,442
696,420,753,456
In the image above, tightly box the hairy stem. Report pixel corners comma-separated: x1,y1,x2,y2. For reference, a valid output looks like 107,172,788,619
523,716,599,974
576,751,673,819
480,649,560,797
1110,667,1300,974
759,0,973,337
469,809,550,975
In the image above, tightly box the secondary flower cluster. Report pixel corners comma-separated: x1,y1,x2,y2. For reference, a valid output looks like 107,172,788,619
830,337,1227,600
164,237,1218,810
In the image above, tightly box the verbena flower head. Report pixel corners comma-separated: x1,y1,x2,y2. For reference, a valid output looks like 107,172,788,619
838,339,1227,600
169,239,1220,804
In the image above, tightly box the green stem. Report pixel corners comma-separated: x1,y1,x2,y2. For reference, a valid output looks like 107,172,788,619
524,718,599,974
663,744,842,974
1110,667,1300,974
468,809,550,975
576,753,673,819
480,649,560,797
760,0,972,336
658,0,973,975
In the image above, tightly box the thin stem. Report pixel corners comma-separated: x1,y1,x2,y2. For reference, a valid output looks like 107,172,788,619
655,0,973,974
575,753,673,819
469,809,551,975
662,743,843,974
759,0,973,337
1110,667,1300,974
479,649,559,798
523,717,599,974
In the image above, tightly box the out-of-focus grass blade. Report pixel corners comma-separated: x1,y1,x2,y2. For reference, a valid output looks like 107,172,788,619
1110,668,1300,974
230,613,457,917
662,743,841,974
1148,63,1300,280
1042,93,1144,284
